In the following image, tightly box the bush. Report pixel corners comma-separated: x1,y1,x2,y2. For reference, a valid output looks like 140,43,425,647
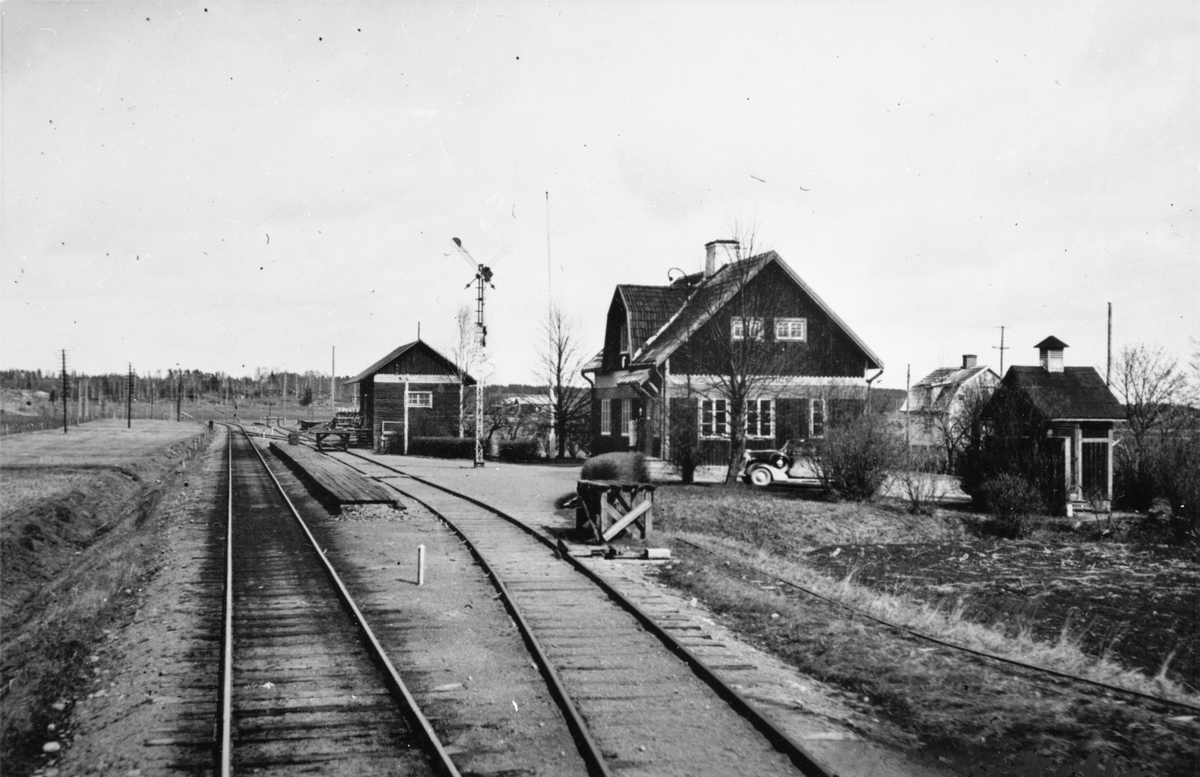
976,473,1044,538
408,436,476,458
380,432,404,455
495,439,543,462
580,452,649,483
814,411,900,501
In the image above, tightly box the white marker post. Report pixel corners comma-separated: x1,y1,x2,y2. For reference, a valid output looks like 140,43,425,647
417,544,426,586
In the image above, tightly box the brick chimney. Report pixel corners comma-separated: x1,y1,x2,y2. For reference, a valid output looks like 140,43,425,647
704,239,740,277
962,354,978,369
1035,336,1068,373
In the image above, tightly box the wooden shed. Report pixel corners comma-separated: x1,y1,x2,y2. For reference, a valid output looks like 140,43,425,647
344,339,474,454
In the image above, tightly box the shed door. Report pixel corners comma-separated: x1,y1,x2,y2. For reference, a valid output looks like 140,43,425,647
1081,441,1108,498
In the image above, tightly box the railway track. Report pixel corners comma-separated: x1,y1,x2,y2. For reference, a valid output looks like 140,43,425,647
215,425,457,775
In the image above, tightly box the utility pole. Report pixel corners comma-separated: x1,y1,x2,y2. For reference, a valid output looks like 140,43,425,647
61,350,69,433
1106,302,1113,387
126,363,134,428
331,346,336,417
904,363,911,451
993,326,1009,376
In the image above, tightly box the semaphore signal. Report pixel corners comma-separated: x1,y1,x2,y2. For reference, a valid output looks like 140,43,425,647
449,237,510,468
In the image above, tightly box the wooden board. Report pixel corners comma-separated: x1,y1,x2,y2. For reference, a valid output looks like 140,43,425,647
269,442,397,506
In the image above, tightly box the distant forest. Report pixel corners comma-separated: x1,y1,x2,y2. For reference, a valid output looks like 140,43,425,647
0,368,548,407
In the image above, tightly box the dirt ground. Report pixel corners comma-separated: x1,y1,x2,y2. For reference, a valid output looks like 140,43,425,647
1,421,216,777
801,537,1199,691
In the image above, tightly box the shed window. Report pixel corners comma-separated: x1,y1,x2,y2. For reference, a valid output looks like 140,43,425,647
774,318,807,342
407,391,432,408
700,398,728,438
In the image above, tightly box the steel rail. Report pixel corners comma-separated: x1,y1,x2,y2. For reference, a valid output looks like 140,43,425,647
221,424,463,777
338,451,838,777
217,427,234,777
332,457,616,777
673,536,1200,713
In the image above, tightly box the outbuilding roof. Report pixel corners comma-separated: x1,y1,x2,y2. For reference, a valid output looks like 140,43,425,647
1003,366,1124,421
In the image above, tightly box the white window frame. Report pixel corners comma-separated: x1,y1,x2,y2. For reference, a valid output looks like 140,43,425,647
600,398,612,436
811,398,826,439
622,398,635,439
406,391,432,408
745,398,774,438
774,317,807,342
699,398,728,438
731,317,764,341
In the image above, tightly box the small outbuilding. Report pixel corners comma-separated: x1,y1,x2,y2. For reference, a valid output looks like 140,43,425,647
994,337,1124,511
344,339,474,454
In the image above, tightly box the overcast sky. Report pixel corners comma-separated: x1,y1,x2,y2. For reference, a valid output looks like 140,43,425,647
2,1,1195,389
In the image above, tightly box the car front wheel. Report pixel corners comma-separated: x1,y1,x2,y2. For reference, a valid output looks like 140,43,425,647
747,465,773,487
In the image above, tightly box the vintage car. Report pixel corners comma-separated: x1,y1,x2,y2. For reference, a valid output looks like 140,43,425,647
740,440,821,487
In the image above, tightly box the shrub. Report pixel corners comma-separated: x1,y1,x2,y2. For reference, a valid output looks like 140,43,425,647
895,447,948,515
379,432,405,455
408,436,476,459
580,452,649,483
814,410,900,501
976,473,1044,538
495,439,543,462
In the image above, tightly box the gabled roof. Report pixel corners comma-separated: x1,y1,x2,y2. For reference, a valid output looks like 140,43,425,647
1003,366,1123,421
344,339,474,386
903,365,998,413
616,285,692,354
629,252,883,371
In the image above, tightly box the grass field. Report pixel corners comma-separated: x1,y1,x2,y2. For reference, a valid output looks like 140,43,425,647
0,420,210,762
644,483,1199,775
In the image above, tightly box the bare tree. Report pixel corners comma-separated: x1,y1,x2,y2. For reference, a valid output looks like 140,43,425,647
540,304,591,458
683,229,797,483
1112,344,1188,461
451,305,479,438
929,382,995,473
1112,343,1196,516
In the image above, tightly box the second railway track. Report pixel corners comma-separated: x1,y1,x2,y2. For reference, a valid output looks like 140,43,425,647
327,449,833,777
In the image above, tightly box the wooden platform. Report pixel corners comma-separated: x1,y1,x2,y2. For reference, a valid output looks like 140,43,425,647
269,441,397,508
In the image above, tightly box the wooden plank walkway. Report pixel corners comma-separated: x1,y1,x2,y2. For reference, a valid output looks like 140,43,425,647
269,442,397,507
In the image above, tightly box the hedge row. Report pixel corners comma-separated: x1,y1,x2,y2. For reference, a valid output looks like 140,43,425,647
408,436,476,458
495,439,543,462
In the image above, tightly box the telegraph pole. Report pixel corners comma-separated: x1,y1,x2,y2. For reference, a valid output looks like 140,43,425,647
1106,302,1113,387
61,350,69,433
993,326,1009,376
